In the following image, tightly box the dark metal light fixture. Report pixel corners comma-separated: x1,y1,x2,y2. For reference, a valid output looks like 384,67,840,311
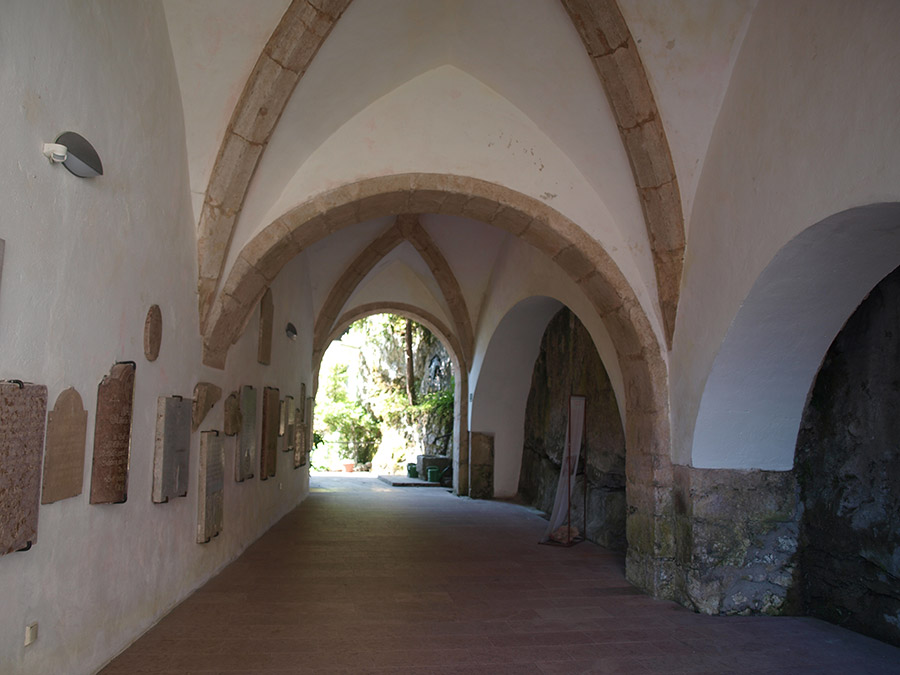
42,131,103,178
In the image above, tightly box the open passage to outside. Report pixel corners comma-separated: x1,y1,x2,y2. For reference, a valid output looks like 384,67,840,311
312,314,454,477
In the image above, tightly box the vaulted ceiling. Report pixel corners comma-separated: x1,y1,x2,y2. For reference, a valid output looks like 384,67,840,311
162,0,756,362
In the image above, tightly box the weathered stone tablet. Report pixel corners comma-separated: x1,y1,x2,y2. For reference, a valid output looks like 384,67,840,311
152,396,191,503
0,381,47,555
293,413,308,470
260,387,279,479
197,430,224,544
90,362,136,504
236,386,256,482
278,398,287,438
298,383,306,423
191,382,222,432
223,391,240,437
284,396,295,452
257,288,273,365
41,387,88,504
144,304,162,362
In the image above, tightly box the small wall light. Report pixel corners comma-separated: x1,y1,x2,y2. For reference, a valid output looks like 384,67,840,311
42,143,67,163
42,131,102,178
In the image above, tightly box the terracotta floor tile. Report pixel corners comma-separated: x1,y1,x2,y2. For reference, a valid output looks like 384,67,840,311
100,475,900,674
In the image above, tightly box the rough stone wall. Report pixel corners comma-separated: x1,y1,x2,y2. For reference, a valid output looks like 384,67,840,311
469,432,494,500
415,332,454,456
673,467,800,616
519,308,626,551
794,266,900,646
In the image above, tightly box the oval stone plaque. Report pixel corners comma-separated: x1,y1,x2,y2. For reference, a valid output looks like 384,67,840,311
144,304,162,362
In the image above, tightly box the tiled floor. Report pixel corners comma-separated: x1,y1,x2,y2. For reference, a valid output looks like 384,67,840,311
101,475,900,674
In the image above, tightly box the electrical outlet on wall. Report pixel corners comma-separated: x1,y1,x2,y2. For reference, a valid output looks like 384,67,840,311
24,622,38,647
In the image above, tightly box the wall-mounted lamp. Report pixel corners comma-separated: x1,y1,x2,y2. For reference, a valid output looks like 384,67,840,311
41,131,102,178
42,143,67,163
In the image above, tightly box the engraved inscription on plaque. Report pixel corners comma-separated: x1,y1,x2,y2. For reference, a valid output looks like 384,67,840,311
41,387,88,504
260,387,279,479
293,410,308,470
223,391,240,437
152,396,191,504
90,362,136,504
284,396,295,453
236,386,256,482
192,382,222,432
299,383,307,423
257,288,273,365
0,381,47,555
144,305,162,362
278,398,287,438
305,396,314,451
197,431,224,544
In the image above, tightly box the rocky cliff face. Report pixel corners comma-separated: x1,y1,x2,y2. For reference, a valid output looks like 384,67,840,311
519,308,626,551
795,265,900,646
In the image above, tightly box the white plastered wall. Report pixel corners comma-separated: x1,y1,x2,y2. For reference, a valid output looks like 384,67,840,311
0,4,312,673
671,0,900,469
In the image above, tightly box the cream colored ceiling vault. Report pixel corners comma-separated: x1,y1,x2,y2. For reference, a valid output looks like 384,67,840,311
163,0,755,358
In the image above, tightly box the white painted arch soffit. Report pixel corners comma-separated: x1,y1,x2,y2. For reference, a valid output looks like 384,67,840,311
231,65,663,347
691,203,900,471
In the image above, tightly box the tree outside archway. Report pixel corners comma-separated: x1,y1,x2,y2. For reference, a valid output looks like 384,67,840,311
313,314,454,475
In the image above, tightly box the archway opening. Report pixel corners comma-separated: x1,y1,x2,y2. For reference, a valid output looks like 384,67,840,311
312,313,455,485
519,307,627,552
794,263,900,646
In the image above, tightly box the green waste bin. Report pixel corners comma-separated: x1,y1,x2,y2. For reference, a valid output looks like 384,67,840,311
407,463,418,478
426,466,440,482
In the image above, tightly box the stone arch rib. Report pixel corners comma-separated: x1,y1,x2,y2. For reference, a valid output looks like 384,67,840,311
197,0,351,329
311,223,405,356
201,173,674,597
195,0,683,349
312,215,475,368
397,215,475,365
561,0,685,348
319,302,465,379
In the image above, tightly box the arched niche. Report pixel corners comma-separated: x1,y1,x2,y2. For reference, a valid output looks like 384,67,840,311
692,203,900,470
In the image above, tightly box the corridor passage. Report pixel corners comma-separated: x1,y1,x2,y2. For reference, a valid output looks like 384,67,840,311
101,476,899,674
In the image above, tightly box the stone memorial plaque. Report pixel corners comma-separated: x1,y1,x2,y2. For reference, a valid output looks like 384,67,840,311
257,288,273,365
278,398,287,438
293,412,308,469
0,381,47,554
41,387,88,504
90,362,136,504
144,304,162,362
236,386,256,482
299,383,307,423
284,396,295,453
305,396,314,443
197,431,224,543
223,391,240,437
260,387,279,479
192,381,222,432
152,396,191,503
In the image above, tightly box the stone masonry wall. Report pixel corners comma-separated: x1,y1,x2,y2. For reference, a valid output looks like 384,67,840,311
794,265,900,646
519,308,626,551
673,467,800,615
